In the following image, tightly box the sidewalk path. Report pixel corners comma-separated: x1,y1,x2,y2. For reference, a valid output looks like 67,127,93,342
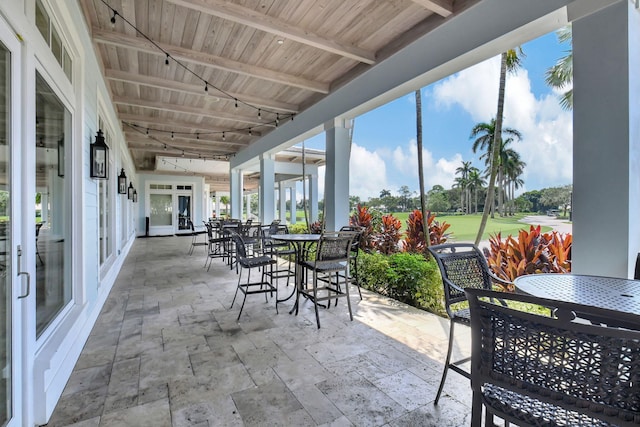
519,215,572,234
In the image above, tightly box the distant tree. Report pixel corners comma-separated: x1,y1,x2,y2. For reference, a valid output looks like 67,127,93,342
467,168,485,214
455,160,473,213
219,195,230,216
545,25,573,110
398,185,412,211
349,195,361,211
379,189,391,198
540,185,572,215
427,192,450,213
474,46,524,245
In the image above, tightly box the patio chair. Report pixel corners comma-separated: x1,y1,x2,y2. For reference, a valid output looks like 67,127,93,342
339,225,364,299
187,219,208,255
427,243,512,405
260,224,295,286
465,288,640,427
299,231,358,328
229,232,277,320
204,221,227,270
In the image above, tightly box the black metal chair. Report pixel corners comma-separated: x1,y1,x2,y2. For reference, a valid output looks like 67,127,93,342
299,231,358,328
229,232,277,320
187,219,208,255
260,224,295,286
204,221,227,270
339,225,364,299
427,243,512,405
466,288,640,427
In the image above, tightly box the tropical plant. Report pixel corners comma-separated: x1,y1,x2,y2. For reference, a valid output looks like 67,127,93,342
467,168,485,213
483,225,572,282
402,209,452,253
474,47,524,245
374,214,403,255
455,160,473,213
350,204,375,251
545,25,573,110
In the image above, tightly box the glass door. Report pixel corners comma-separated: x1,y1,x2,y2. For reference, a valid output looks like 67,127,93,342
0,19,22,426
177,195,191,233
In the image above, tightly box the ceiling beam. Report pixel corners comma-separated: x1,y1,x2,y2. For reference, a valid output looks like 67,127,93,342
124,132,248,149
92,28,329,93
411,0,454,17
104,69,299,113
117,113,261,137
112,96,275,128
165,0,376,64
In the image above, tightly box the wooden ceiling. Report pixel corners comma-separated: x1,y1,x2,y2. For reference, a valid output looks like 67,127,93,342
80,0,477,188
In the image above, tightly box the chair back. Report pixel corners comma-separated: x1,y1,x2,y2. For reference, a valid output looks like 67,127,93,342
465,288,640,427
229,232,247,259
340,225,363,252
428,243,496,313
316,231,356,262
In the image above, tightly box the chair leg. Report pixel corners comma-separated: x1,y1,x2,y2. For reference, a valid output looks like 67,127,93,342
434,321,456,405
353,257,362,300
344,270,353,321
471,391,482,427
312,271,321,329
230,267,242,309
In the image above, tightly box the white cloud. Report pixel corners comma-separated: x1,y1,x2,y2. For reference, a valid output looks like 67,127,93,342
392,139,462,190
349,143,389,200
433,55,573,190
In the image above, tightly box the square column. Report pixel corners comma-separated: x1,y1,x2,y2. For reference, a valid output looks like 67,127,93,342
308,173,319,225
289,186,297,224
230,169,243,219
259,154,276,224
323,119,351,231
572,2,640,277
279,182,287,223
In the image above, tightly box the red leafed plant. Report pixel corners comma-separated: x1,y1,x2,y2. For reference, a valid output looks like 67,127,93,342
374,214,403,254
350,204,375,251
483,225,572,281
402,210,451,253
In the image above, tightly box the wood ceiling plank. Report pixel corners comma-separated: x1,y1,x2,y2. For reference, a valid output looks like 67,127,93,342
112,95,275,127
105,69,298,112
117,113,261,137
165,0,376,64
411,0,453,17
92,27,329,93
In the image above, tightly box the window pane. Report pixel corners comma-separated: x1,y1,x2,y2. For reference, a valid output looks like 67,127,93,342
0,39,13,426
150,194,172,226
35,0,50,45
63,49,72,82
51,26,62,66
35,72,71,336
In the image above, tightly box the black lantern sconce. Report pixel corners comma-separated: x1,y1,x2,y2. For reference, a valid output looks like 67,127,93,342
118,168,127,194
132,189,138,203
90,129,109,179
127,182,134,200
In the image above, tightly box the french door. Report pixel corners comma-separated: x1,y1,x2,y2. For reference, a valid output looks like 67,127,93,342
0,18,24,427
147,185,195,236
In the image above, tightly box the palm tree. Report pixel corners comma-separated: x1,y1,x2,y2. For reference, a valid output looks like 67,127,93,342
503,154,526,215
415,89,429,247
455,160,473,213
471,119,522,217
474,47,524,246
545,25,573,110
467,168,485,214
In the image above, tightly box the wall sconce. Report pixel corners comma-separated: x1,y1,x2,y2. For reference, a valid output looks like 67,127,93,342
118,168,127,194
127,182,134,199
132,189,138,203
90,129,109,179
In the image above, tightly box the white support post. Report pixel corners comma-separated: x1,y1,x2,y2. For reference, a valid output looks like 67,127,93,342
230,169,243,220
323,119,351,232
259,154,276,224
572,2,640,277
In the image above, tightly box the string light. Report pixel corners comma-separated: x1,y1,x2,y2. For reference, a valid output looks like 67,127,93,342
98,0,294,128
258,109,261,119
222,132,225,141
110,10,117,27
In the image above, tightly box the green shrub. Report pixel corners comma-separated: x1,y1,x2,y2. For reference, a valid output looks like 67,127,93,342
288,223,308,234
358,251,445,316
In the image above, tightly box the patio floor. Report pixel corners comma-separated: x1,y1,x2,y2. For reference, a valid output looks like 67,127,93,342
44,236,474,427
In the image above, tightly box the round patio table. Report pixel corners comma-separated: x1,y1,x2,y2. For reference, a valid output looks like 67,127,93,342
271,234,320,313
514,273,640,315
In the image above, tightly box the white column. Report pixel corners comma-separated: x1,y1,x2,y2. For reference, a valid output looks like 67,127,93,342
230,168,243,219
323,119,351,231
309,173,319,225
289,186,297,224
214,192,220,218
259,154,276,224
279,182,287,223
572,2,640,277
245,194,251,220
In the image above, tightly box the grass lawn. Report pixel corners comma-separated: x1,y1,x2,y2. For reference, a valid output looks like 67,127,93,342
385,212,552,242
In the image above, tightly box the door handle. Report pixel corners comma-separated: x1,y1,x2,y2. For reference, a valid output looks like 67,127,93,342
16,245,30,299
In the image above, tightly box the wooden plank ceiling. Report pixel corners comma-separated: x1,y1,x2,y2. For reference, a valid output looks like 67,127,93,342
80,0,475,190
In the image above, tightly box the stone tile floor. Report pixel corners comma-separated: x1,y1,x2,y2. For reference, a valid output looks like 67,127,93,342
44,236,476,427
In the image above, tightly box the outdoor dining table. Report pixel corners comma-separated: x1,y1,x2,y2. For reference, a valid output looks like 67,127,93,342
514,273,640,316
271,233,321,313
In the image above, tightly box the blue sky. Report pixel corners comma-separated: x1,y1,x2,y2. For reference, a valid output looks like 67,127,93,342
303,30,573,201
